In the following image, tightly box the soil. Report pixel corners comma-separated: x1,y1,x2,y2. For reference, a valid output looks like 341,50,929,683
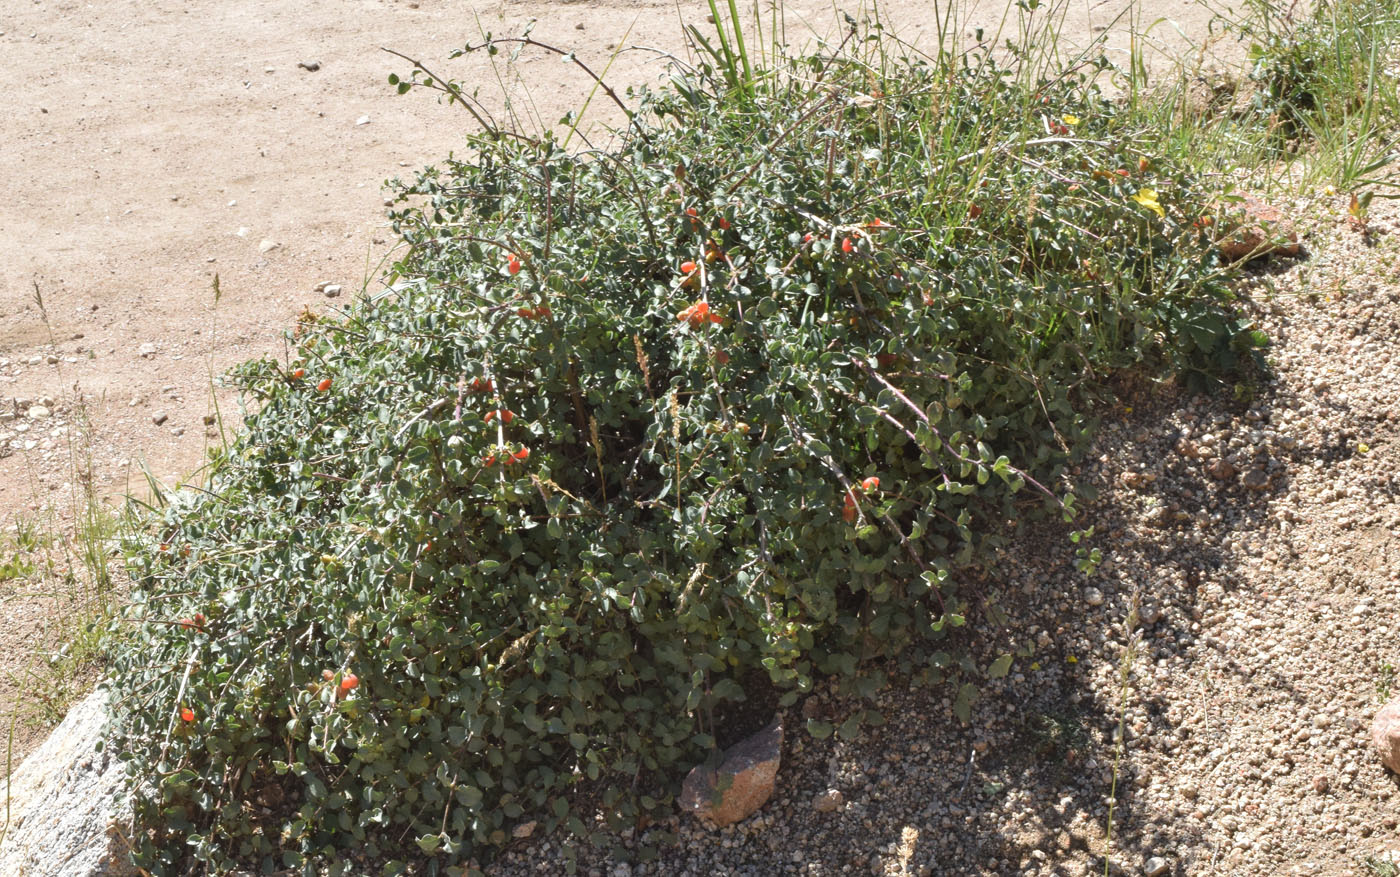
13,2,1390,877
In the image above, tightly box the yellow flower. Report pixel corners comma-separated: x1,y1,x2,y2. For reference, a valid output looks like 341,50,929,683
1062,114,1080,126
1030,661,1041,671
1358,443,1370,454
1066,655,1078,664
1130,188,1165,218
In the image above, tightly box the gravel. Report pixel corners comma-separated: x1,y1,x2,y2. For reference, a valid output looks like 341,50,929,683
486,194,1400,876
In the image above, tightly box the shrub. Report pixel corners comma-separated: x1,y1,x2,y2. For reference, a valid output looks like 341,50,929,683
105,21,1259,875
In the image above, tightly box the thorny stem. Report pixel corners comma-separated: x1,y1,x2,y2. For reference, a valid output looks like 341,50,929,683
462,36,650,144
853,360,1066,510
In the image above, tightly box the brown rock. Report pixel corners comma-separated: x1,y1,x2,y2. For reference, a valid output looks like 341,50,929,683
1217,194,1301,262
1372,699,1400,773
812,788,844,813
1120,471,1155,489
1206,459,1235,481
680,718,783,827
1242,468,1270,491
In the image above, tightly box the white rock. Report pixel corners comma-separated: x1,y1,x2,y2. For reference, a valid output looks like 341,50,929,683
1084,587,1105,607
1143,856,1169,876
0,688,136,876
26,405,51,420
322,284,343,298
137,343,157,358
511,820,537,839
355,114,370,126
258,239,280,254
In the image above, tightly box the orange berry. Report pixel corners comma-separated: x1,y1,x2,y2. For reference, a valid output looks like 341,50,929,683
685,207,698,217
861,476,880,491
513,447,530,462
507,254,521,275
180,707,195,722
179,617,194,630
340,673,359,692
483,454,497,466
1138,157,1150,173
469,377,493,393
802,232,814,244
291,368,305,380
841,237,854,254
680,261,697,274
317,378,332,392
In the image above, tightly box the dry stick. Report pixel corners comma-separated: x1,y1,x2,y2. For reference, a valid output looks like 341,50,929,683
379,48,504,138
722,95,840,197
465,36,650,144
852,361,1066,510
781,415,928,575
829,385,953,489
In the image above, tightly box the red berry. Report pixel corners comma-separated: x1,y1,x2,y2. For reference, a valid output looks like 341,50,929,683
861,476,880,491
507,254,521,275
179,617,194,630
340,673,359,692
180,707,195,722
513,447,530,461
718,217,731,230
291,368,306,380
517,307,534,319
685,207,698,217
802,232,814,244
680,261,697,274
968,204,983,220
841,237,854,254
317,378,332,392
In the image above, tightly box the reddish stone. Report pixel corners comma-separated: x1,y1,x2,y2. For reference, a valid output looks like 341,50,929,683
679,718,783,827
1217,194,1301,262
1372,700,1400,774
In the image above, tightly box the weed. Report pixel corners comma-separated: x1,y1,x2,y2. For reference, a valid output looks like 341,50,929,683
1379,662,1395,703
1363,856,1400,877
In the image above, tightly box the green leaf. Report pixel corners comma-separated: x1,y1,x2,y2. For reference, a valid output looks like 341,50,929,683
987,655,1013,679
